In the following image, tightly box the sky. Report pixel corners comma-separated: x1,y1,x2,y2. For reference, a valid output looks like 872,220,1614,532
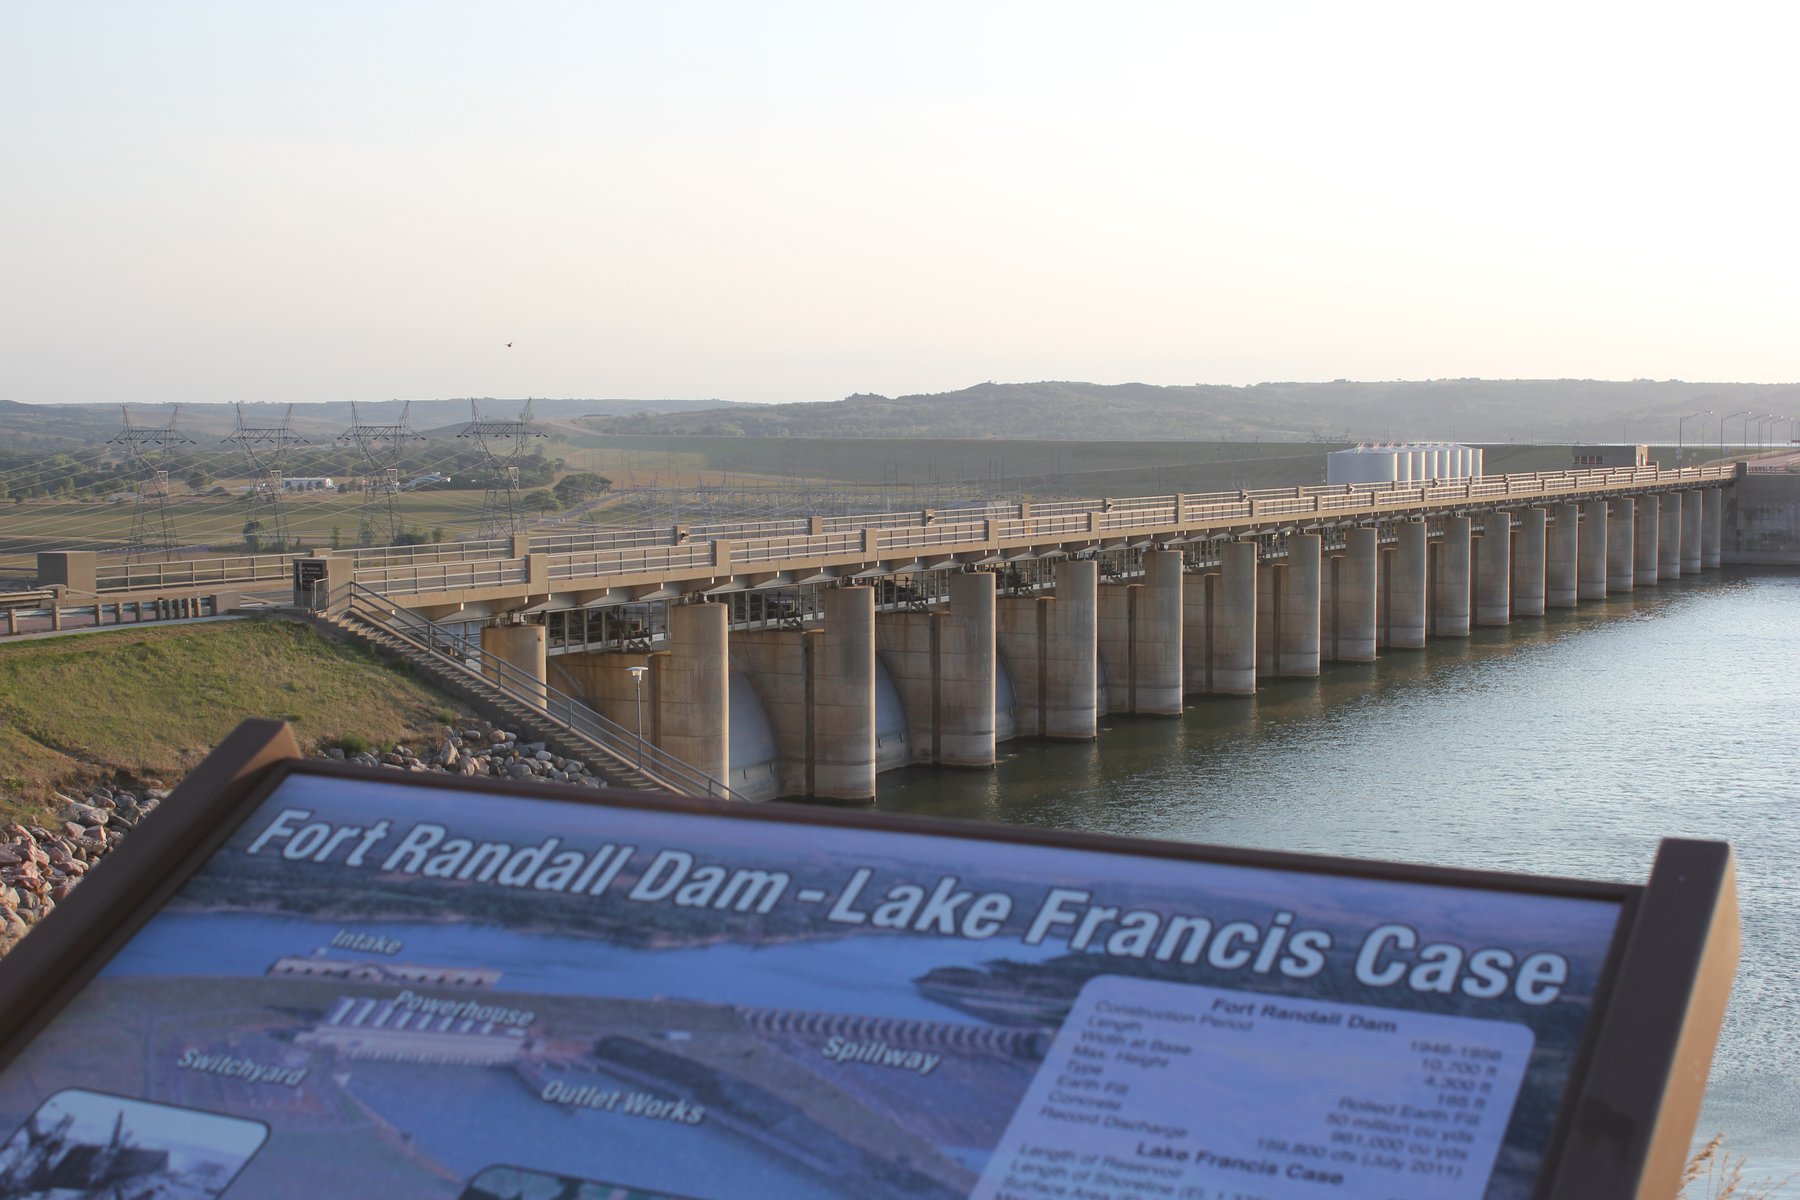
3,1,1798,407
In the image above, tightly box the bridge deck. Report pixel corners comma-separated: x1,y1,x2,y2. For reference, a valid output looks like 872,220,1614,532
350,463,1733,614
18,463,1735,615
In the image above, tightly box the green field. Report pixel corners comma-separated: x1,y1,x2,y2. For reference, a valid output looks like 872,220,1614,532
0,489,502,578
0,619,475,818
557,431,1352,493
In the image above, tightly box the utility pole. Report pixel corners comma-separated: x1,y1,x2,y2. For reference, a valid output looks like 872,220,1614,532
339,400,424,546
224,403,308,550
459,399,547,539
627,664,648,766
1723,410,1752,460
110,406,194,562
1676,409,1711,469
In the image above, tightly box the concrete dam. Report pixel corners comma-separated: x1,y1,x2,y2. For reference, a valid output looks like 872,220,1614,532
290,463,1766,803
30,459,1788,802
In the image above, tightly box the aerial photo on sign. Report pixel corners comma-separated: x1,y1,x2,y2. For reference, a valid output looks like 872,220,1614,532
0,774,1624,1200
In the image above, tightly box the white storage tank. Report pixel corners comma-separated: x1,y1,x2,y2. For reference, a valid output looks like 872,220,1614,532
1471,448,1485,478
1327,448,1401,485
1330,442,1477,485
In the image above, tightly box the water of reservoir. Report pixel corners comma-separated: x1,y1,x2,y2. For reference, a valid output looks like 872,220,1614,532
877,567,1800,1178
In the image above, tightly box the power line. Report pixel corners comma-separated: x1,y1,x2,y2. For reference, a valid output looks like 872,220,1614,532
459,398,546,538
224,403,309,550
338,399,425,546
107,406,194,561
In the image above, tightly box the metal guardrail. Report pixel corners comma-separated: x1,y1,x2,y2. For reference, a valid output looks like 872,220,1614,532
531,528,677,553
339,583,740,802
347,539,511,568
355,558,532,596
0,588,58,611
547,544,715,580
95,553,295,592
2,595,221,637
45,462,1738,604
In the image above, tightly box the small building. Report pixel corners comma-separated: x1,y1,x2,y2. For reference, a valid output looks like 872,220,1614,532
297,996,529,1065
1571,445,1650,469
280,477,337,492
268,955,501,988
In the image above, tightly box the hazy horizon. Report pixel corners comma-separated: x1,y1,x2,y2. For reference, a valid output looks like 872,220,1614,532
12,372,1800,413
5,2,1798,407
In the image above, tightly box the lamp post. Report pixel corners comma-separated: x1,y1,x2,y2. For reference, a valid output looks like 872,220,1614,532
626,664,648,766
1677,409,1712,469
1756,414,1778,454
1724,409,1752,459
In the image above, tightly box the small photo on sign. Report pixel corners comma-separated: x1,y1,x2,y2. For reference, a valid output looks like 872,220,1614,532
460,1164,701,1200
0,1088,268,1200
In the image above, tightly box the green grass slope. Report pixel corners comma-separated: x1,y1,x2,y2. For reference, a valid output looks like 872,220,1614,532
0,619,473,821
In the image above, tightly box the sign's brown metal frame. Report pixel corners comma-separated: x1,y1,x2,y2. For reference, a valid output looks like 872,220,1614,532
0,719,1738,1200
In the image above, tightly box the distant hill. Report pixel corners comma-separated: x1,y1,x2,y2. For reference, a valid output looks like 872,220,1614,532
10,380,1796,449
589,380,1800,445
0,397,745,446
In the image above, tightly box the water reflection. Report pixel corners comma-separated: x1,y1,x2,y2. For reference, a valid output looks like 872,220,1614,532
878,569,1800,1173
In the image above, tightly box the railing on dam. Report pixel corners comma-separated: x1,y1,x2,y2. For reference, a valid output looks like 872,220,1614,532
94,553,295,593
346,539,511,568
340,462,1737,604
339,582,739,801
355,557,532,597
24,461,1737,607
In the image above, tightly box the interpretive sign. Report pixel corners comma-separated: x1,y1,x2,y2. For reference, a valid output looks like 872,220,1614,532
0,721,1737,1200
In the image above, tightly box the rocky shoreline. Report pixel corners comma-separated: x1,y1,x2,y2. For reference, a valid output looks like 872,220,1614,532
323,726,610,788
1,785,157,953
0,722,608,956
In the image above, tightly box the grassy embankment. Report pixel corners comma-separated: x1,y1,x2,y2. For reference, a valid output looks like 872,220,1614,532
0,618,475,823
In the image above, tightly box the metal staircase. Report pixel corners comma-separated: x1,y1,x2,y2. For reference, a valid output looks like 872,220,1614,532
322,582,740,801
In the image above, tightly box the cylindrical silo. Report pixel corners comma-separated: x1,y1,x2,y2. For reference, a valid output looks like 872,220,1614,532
1332,448,1399,486
1411,448,1428,480
1472,448,1484,478
1395,447,1412,483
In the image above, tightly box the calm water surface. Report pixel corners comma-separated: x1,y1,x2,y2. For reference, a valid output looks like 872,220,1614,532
878,568,1800,1176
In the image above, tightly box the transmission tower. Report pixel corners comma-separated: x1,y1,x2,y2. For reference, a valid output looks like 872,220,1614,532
109,406,194,561
459,399,547,538
338,400,424,546
224,404,308,550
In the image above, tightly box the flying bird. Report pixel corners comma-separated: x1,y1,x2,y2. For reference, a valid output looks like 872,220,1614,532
506,342,513,348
